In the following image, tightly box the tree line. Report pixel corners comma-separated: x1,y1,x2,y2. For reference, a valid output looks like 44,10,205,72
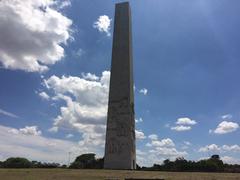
140,155,240,173
0,157,66,168
0,154,239,173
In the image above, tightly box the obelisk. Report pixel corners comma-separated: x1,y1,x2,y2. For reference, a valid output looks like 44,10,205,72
104,2,136,170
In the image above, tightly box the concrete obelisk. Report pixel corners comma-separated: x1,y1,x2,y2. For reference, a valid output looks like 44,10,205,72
104,2,136,170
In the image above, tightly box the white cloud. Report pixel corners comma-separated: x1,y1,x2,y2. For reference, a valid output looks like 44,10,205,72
0,0,72,72
8,126,42,136
141,135,187,166
20,126,42,136
176,117,197,125
146,143,152,147
221,156,240,165
148,134,158,141
81,72,99,81
139,88,148,95
151,147,187,158
0,108,18,118
76,48,84,57
184,141,191,146
48,126,58,133
136,149,147,156
222,145,240,152
199,144,221,152
72,48,84,58
0,125,89,164
199,144,240,154
151,138,175,147
136,149,163,167
41,70,188,165
57,0,71,9
135,130,146,140
137,152,165,167
213,121,239,134
171,125,191,131
8,129,19,135
43,71,110,148
181,141,191,149
135,117,143,123
181,146,189,150
93,15,111,36
65,133,74,138
147,135,175,148
39,91,50,100
198,157,210,161
171,117,196,132
221,114,232,119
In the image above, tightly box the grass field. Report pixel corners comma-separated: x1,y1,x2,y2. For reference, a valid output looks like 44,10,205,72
0,169,240,180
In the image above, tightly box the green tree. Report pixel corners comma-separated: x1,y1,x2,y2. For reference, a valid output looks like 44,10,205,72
69,153,103,169
3,157,31,168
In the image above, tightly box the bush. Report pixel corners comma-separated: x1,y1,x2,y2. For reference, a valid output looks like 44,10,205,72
69,153,103,169
3,157,31,168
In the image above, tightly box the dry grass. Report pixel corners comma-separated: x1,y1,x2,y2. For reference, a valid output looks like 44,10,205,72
0,169,240,180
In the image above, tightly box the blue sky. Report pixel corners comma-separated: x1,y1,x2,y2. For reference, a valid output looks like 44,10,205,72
0,0,240,165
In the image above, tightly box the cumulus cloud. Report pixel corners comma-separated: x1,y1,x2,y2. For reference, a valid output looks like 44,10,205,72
81,72,99,81
171,125,191,131
139,88,148,95
221,156,240,165
135,117,143,123
176,117,197,125
136,149,146,156
199,144,240,153
48,126,58,133
199,144,221,152
39,91,50,100
222,145,240,152
135,130,146,140
149,147,187,158
43,71,110,148
151,138,175,147
0,125,87,163
213,121,239,134
57,0,71,9
136,149,159,167
93,15,111,36
148,134,158,141
41,70,187,165
145,135,186,161
0,108,18,118
139,135,187,166
0,0,72,72
171,117,196,132
20,126,42,136
8,126,42,136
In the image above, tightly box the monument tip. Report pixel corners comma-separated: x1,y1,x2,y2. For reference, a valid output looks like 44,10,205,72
116,1,130,7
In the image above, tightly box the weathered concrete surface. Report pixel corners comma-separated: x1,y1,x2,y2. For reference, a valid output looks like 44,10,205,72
104,2,136,170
